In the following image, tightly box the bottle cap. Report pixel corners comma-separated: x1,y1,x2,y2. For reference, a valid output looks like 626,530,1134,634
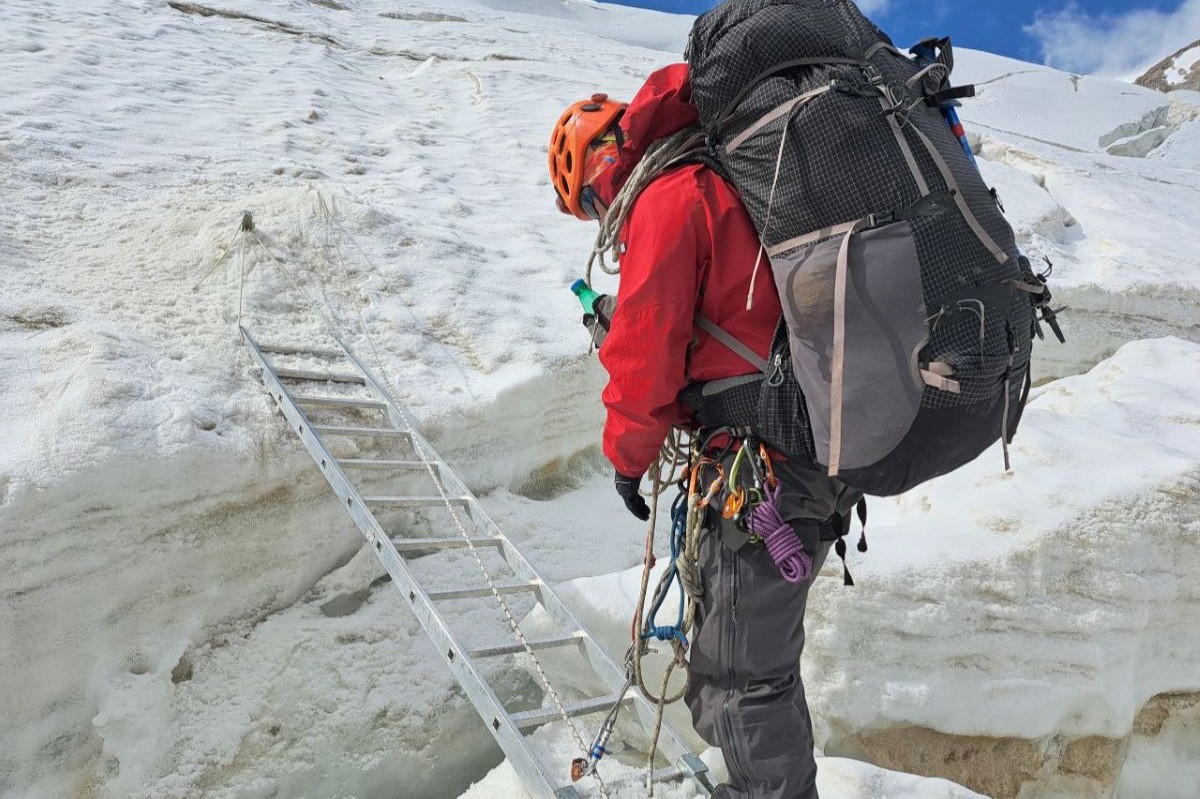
570,279,588,294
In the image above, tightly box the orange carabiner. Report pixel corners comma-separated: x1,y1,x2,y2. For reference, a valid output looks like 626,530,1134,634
758,442,778,490
722,488,746,519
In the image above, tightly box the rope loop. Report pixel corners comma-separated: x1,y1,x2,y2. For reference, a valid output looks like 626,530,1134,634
642,626,690,647
624,428,706,796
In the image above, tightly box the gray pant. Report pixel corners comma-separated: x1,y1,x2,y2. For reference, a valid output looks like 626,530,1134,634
685,459,859,799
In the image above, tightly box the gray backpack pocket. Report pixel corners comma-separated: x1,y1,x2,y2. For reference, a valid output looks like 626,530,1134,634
771,220,929,475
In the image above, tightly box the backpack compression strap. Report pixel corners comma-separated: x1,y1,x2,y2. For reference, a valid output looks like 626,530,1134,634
694,314,768,373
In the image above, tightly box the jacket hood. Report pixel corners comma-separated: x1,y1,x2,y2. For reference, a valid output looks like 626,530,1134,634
590,63,698,206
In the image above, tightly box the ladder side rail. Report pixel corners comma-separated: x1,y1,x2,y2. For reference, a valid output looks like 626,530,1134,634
339,342,629,668
241,329,576,799
338,340,702,773
242,329,389,545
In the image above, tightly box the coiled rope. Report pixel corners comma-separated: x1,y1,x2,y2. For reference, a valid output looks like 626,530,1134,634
585,127,707,284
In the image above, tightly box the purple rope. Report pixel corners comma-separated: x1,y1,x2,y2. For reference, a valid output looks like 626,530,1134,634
747,487,812,584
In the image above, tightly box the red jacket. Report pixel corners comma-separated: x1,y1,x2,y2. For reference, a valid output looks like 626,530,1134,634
590,64,783,477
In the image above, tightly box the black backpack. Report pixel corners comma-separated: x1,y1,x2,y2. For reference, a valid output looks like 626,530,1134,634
683,0,1061,496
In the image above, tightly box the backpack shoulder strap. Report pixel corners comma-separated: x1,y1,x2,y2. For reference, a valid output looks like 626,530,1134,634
669,142,733,184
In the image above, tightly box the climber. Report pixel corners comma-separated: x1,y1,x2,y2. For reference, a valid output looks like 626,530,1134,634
549,64,863,799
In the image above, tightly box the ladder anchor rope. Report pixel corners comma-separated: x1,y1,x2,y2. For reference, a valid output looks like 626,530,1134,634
581,430,710,796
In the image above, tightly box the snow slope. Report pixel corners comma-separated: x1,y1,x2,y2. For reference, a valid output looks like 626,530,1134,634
1,0,677,795
2,1,1199,799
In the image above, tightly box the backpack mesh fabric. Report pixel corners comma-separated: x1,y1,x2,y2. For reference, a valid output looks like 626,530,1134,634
687,0,1036,496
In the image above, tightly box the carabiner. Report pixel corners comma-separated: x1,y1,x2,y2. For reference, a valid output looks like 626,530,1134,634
758,442,778,490
722,488,746,520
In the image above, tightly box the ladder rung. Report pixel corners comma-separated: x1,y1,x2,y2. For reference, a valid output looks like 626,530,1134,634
468,632,584,659
363,496,470,508
579,765,684,792
274,367,365,384
647,765,686,784
337,459,437,470
294,395,387,410
427,581,542,602
259,343,346,359
313,425,411,439
392,536,504,552
511,694,631,731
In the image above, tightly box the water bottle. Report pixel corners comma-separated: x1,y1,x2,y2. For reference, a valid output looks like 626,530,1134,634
571,279,601,314
570,280,615,348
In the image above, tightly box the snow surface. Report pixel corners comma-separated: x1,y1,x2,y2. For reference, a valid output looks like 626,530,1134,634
460,745,989,799
2,1,1199,798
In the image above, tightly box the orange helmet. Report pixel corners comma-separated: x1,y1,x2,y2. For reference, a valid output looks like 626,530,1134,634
549,93,626,220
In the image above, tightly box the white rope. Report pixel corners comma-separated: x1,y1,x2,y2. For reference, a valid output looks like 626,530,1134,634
626,429,703,796
236,234,248,326
192,220,244,293
586,127,706,285
313,192,480,402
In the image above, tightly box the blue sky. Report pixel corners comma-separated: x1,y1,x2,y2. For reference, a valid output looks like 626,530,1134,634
604,0,1200,76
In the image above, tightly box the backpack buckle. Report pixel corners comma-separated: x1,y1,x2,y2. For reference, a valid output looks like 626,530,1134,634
866,210,895,228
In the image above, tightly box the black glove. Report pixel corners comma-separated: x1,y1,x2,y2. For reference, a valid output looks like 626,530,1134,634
614,471,650,521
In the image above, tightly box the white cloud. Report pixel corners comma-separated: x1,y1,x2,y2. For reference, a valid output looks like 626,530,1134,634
1025,0,1200,78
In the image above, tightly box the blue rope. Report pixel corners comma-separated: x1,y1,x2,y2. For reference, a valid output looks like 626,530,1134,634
644,626,689,647
641,492,690,649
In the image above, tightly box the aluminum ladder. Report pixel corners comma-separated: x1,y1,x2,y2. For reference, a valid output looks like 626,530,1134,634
241,326,714,799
